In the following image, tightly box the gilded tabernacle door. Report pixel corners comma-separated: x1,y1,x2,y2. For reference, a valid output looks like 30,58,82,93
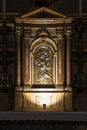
35,46,53,84
30,37,58,87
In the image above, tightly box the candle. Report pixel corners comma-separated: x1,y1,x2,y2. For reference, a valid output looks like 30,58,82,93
2,0,6,20
79,0,82,17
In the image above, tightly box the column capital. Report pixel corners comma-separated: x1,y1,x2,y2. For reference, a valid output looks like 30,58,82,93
24,28,31,39
15,27,22,38
65,27,72,39
56,27,64,39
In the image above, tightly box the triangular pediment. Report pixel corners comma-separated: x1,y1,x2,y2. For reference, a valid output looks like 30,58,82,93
21,7,66,18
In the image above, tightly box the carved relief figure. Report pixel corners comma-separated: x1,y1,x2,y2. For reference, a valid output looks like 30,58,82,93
35,46,53,84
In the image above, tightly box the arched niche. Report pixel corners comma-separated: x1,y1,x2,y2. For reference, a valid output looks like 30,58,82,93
30,37,58,87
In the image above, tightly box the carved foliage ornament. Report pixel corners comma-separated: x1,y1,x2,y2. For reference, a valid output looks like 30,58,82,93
56,27,64,39
24,28,31,39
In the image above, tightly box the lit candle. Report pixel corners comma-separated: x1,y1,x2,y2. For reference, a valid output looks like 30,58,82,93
79,0,82,17
2,0,6,20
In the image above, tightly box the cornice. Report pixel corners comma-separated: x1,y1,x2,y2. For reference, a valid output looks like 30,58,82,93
15,17,73,24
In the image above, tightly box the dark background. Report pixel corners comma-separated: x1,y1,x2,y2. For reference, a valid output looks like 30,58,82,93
0,0,87,16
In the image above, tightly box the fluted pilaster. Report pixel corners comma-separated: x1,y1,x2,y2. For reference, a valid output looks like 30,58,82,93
65,27,72,88
23,28,31,85
15,27,22,86
56,27,65,87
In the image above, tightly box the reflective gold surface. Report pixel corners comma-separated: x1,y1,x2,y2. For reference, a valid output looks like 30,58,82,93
35,46,53,84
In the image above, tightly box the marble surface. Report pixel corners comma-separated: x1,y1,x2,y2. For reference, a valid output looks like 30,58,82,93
0,112,87,121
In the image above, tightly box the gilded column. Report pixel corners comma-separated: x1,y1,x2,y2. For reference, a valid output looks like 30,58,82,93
56,27,65,88
65,27,72,88
23,28,31,85
15,27,22,87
